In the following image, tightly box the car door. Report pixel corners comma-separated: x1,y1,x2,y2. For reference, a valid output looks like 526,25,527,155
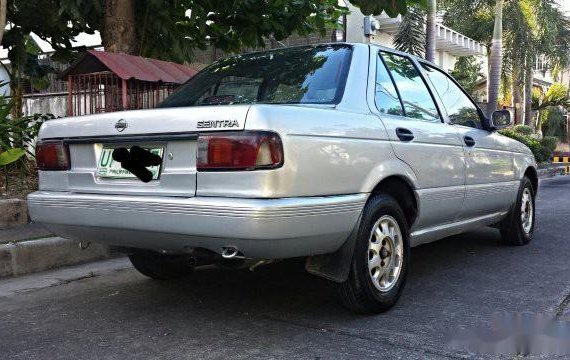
371,50,466,231
421,64,516,219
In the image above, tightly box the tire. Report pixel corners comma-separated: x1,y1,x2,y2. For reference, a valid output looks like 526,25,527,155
129,249,194,280
338,193,410,314
499,176,536,246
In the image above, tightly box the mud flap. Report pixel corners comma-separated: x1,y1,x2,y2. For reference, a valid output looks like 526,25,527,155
305,213,362,283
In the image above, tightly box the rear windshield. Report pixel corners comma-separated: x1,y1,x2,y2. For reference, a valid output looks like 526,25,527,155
159,44,353,108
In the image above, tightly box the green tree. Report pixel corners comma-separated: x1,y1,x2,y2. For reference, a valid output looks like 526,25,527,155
444,0,570,123
505,0,570,126
532,83,570,111
531,83,570,134
60,0,347,61
442,0,501,116
350,0,427,16
450,56,483,95
6,0,347,61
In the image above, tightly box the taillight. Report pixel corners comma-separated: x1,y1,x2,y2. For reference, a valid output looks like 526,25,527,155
35,141,70,171
197,131,283,171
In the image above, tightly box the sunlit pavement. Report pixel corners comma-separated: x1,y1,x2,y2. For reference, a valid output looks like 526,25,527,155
1,177,569,359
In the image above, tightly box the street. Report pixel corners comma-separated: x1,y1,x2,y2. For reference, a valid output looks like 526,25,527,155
1,176,569,359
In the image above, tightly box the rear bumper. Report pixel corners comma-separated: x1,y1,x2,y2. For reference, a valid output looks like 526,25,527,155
28,191,366,259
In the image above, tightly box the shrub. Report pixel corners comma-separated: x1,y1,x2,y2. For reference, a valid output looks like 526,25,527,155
0,96,54,198
512,124,534,136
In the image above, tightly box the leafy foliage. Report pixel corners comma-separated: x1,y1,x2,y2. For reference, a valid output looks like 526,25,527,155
541,107,567,142
441,0,495,46
499,127,559,163
4,0,348,74
512,124,534,136
444,0,570,124
52,0,347,62
532,83,570,111
449,56,483,95
443,0,570,80
0,97,54,156
351,0,427,16
0,148,25,166
393,6,425,57
0,148,26,166
7,0,98,62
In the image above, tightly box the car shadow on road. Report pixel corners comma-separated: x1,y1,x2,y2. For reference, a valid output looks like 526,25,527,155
123,227,508,321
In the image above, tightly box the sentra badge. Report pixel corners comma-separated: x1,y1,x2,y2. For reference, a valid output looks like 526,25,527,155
197,120,239,129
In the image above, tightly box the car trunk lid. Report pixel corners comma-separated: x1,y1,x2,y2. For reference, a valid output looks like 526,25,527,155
39,105,249,197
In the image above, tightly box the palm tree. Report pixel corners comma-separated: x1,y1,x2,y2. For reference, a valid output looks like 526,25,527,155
393,1,436,61
425,0,437,62
487,0,503,117
532,83,570,135
505,0,570,126
394,6,425,56
447,0,570,125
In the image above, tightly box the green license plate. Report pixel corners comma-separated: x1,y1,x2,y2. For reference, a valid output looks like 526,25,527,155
97,147,163,180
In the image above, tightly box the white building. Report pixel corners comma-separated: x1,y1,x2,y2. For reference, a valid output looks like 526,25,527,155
341,2,487,72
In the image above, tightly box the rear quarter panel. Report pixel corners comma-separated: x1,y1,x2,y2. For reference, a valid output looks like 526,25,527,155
196,105,412,198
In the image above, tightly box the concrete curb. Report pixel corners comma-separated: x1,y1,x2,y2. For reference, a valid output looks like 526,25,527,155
0,237,112,278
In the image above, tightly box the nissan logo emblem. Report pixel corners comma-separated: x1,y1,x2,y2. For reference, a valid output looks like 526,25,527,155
115,119,128,132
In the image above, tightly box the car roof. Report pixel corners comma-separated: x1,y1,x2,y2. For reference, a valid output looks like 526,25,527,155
365,43,441,69
222,42,446,74
244,42,443,70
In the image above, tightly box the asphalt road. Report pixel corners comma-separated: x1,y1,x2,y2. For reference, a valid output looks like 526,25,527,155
1,176,570,359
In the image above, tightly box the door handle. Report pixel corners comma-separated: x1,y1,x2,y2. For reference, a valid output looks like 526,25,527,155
464,136,476,147
396,128,414,142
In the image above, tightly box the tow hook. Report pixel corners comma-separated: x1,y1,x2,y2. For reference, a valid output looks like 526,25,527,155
78,241,91,250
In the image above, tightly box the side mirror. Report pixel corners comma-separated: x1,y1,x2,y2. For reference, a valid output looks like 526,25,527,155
489,109,513,130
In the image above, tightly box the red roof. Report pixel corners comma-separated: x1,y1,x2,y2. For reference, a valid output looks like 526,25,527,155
61,50,198,84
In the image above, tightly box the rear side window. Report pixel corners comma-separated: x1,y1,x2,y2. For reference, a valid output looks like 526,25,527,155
381,52,441,123
422,65,482,129
375,54,404,116
160,45,353,108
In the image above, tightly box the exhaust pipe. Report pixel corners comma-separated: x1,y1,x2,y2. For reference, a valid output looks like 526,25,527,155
221,247,243,259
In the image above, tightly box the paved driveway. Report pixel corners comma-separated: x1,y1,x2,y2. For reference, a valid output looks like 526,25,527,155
1,177,569,359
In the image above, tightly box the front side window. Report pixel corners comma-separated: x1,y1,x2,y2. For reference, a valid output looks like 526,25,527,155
422,64,482,129
159,45,352,108
381,52,441,123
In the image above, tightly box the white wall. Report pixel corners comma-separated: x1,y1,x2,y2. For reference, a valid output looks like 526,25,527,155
23,95,67,118
0,66,10,97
